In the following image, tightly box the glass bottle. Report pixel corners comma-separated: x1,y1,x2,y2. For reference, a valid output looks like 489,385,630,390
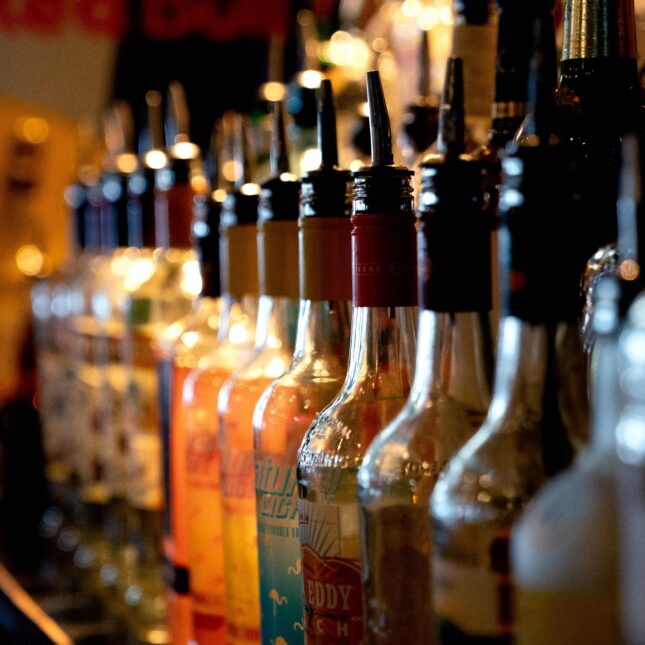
357,56,493,645
560,0,643,343
120,82,202,642
449,0,497,148
182,113,260,645
429,15,589,643
297,70,418,645
218,100,301,645
254,79,353,645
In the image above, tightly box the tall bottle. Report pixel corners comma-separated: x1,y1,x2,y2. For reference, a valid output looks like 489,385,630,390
357,57,492,645
158,120,225,645
120,82,202,641
429,15,588,642
449,0,497,148
181,114,260,645
253,79,353,645
512,136,644,643
218,100,301,645
297,70,418,645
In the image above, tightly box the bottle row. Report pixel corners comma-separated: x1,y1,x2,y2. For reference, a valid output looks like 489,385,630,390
31,0,645,644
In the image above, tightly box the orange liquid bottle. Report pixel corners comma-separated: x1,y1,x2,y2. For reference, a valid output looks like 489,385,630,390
182,114,261,645
253,80,353,645
218,101,300,645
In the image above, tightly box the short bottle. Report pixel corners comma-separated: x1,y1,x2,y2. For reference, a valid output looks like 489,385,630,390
181,113,260,645
217,100,301,645
357,56,493,645
296,70,418,644
254,79,353,645
429,15,588,642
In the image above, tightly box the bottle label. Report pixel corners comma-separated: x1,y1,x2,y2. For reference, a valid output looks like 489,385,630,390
298,498,363,643
351,212,417,308
432,529,512,639
255,460,304,643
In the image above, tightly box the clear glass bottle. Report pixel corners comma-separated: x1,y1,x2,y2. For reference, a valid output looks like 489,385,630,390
429,16,589,642
182,114,261,645
357,56,493,645
120,82,202,643
254,80,353,645
218,100,301,645
297,70,418,645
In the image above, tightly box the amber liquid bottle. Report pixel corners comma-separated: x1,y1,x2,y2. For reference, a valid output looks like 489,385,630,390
357,57,493,645
297,70,418,645
218,101,301,645
181,114,260,645
254,80,353,645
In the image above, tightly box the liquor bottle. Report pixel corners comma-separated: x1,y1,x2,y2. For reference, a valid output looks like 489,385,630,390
398,29,440,167
182,114,260,645
429,14,588,643
357,56,493,645
254,79,353,645
450,0,497,148
559,0,642,339
297,70,418,645
158,120,225,645
218,100,300,645
511,135,644,644
120,82,202,641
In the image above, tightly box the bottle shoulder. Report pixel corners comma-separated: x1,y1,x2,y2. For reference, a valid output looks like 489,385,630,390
430,419,546,525
512,462,617,589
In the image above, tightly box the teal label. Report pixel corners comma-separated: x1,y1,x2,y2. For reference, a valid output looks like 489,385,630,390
255,458,305,645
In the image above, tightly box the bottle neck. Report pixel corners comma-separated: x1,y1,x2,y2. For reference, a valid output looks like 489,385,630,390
217,293,259,344
487,316,582,476
292,299,352,363
254,294,300,352
344,306,417,395
562,0,637,61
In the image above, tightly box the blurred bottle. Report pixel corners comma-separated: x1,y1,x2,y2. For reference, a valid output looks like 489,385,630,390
157,120,226,645
218,100,300,645
254,79,353,645
450,0,497,148
297,70,418,645
357,56,492,645
120,81,202,644
182,114,260,645
429,14,588,642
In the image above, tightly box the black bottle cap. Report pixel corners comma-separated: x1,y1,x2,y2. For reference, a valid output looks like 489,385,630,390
353,70,413,215
454,0,492,25
419,56,491,312
222,114,260,227
194,121,223,299
401,30,440,154
259,101,301,222
300,80,352,218
165,81,201,185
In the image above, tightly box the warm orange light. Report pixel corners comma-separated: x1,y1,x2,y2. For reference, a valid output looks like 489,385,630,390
16,244,44,276
116,153,138,174
620,259,640,281
18,117,49,144
260,81,286,102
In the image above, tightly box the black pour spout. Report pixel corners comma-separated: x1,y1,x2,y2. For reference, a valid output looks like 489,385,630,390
318,79,339,169
270,100,291,176
437,57,466,158
366,70,394,166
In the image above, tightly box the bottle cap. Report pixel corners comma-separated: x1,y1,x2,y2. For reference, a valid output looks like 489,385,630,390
300,80,352,219
221,114,261,227
419,57,492,312
259,101,301,222
351,70,416,307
